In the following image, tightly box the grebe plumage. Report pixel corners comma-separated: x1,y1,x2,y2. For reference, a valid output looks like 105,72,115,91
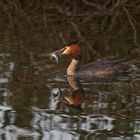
50,43,137,78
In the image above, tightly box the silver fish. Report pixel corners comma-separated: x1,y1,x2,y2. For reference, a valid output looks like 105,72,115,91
50,51,61,65
50,47,66,64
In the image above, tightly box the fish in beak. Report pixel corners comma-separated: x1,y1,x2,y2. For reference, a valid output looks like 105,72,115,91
50,47,67,64
50,51,61,65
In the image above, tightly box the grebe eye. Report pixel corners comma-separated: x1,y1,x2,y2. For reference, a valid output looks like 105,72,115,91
62,47,67,51
63,46,69,51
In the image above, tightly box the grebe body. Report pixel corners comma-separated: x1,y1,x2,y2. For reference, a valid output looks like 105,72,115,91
77,59,136,78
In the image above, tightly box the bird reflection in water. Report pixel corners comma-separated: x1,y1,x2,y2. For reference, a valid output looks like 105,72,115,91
52,76,85,111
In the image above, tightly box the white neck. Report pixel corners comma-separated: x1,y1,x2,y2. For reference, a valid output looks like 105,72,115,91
67,59,80,76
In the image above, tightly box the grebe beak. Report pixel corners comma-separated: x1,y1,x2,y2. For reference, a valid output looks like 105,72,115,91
50,47,66,64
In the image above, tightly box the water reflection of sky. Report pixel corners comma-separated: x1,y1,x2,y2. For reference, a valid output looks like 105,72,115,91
0,52,140,140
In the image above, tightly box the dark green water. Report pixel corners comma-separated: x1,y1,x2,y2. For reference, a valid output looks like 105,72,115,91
0,49,140,140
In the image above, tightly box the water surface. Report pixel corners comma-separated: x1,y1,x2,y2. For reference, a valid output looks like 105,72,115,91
0,50,140,140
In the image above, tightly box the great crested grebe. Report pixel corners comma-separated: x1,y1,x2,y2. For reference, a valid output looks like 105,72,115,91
50,43,137,78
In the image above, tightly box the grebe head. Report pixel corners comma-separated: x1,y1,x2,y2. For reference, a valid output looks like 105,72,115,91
63,44,81,58
50,43,82,64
